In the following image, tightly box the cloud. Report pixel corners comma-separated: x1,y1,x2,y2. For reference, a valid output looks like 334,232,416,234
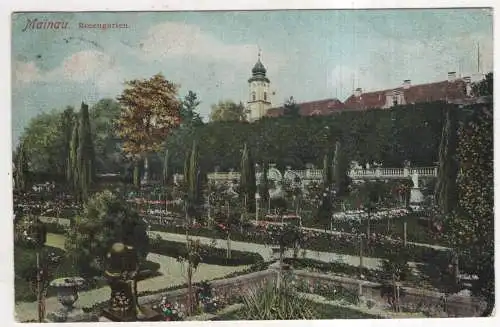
13,50,118,86
13,61,42,85
138,22,285,72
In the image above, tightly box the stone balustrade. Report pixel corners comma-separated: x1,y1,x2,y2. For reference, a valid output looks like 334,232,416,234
175,166,438,186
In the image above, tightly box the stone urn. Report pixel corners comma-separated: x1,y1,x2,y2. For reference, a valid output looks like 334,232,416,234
47,277,87,322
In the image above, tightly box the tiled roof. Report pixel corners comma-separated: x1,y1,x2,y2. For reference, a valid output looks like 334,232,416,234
266,98,346,117
265,78,468,117
343,79,467,110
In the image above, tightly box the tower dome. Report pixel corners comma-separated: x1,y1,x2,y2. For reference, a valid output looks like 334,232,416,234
252,58,267,75
248,55,270,83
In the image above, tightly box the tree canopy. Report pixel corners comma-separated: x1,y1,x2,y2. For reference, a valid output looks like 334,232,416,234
209,100,247,122
65,190,150,275
116,73,182,160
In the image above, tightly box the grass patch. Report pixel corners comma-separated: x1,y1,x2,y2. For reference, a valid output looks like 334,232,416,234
149,238,264,266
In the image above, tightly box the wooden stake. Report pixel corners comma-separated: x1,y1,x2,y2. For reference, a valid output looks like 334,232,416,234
36,251,42,323
403,222,407,247
359,235,363,272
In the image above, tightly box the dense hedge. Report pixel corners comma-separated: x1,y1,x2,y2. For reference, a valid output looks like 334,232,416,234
149,238,264,266
164,102,448,173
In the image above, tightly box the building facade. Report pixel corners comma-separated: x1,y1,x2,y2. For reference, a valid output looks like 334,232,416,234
247,54,272,121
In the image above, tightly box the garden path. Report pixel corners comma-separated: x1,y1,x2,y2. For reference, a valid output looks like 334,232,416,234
15,241,250,322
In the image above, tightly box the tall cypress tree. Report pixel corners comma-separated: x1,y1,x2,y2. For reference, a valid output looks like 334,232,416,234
259,162,270,211
184,141,201,221
435,106,459,214
76,102,96,202
240,143,256,213
67,120,80,196
332,140,350,196
15,141,29,192
317,151,334,224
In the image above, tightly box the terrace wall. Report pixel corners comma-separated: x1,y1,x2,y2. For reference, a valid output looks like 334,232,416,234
136,267,485,317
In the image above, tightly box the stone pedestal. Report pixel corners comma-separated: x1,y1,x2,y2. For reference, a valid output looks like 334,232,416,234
46,277,98,323
410,188,424,204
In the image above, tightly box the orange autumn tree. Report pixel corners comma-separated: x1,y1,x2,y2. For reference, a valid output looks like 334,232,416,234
116,74,182,186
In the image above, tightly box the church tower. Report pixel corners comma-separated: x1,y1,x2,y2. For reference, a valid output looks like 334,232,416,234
247,52,272,121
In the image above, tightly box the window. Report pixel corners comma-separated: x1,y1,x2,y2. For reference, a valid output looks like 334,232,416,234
252,92,256,101
264,92,267,101
392,96,398,106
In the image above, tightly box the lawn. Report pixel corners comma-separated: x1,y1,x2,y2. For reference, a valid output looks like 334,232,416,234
213,303,379,320
46,233,66,250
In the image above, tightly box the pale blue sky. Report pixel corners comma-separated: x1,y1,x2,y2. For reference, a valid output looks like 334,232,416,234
11,9,493,144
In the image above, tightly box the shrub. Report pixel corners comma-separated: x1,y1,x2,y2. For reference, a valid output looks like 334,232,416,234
239,281,318,320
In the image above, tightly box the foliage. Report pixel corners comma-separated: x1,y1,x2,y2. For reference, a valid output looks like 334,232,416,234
18,110,70,176
14,140,30,191
76,102,96,202
380,244,411,282
116,74,181,184
471,72,493,96
239,142,257,212
444,100,494,314
239,281,318,320
332,140,351,196
14,246,67,302
283,96,300,117
180,90,203,127
64,190,149,276
184,141,204,221
435,105,459,214
89,98,123,173
209,100,247,122
164,101,445,177
258,162,270,204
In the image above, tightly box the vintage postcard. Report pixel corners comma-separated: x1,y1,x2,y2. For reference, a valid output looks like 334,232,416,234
11,8,494,323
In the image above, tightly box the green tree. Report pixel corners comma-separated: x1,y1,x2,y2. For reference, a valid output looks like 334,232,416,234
259,162,270,212
472,72,493,96
181,91,203,127
435,105,459,214
332,140,350,196
445,102,494,316
19,110,67,176
317,151,333,224
239,143,257,213
184,141,203,222
283,96,300,117
67,120,80,192
65,190,149,276
14,140,30,192
76,102,96,202
209,100,247,122
89,99,123,173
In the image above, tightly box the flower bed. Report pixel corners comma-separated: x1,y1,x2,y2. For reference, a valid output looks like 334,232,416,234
148,222,449,265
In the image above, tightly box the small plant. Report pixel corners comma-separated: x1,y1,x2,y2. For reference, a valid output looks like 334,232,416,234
239,281,317,320
156,296,184,321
